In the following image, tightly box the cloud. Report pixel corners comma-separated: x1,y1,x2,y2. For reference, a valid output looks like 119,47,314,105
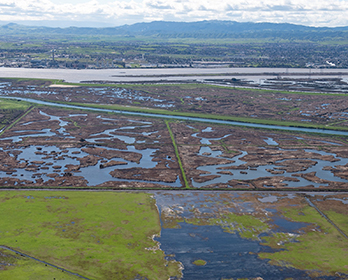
0,0,348,27
146,1,172,9
0,2,15,7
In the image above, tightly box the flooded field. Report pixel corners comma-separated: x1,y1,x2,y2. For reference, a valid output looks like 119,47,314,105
155,191,348,279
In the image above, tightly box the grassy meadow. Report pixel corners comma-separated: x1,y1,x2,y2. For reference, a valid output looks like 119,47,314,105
0,191,182,280
259,204,348,276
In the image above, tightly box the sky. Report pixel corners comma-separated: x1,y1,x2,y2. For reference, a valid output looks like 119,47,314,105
0,0,347,28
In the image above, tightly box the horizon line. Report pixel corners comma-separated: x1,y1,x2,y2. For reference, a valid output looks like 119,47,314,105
0,20,346,29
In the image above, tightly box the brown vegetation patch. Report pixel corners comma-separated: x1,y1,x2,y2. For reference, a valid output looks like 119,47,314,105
110,167,178,183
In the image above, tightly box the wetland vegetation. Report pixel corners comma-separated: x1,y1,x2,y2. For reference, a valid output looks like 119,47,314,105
0,76,348,279
156,191,348,279
2,78,348,131
0,190,347,279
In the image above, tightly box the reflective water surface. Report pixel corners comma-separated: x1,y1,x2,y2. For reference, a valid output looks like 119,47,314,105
154,191,345,279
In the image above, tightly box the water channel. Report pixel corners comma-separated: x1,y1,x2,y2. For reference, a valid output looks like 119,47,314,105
1,95,348,136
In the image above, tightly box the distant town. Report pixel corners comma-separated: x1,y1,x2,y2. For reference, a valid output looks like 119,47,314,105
0,21,347,69
0,42,343,69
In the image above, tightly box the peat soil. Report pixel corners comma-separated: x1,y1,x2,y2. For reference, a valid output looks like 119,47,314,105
0,106,347,190
170,122,348,191
0,107,181,188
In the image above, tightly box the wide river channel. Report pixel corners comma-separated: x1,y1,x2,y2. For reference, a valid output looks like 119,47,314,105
1,67,348,83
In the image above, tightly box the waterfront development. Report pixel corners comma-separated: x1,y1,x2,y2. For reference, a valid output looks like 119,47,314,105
0,71,348,279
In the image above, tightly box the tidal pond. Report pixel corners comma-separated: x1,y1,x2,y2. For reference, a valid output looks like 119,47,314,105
193,146,348,188
0,145,181,187
182,124,348,189
0,108,181,187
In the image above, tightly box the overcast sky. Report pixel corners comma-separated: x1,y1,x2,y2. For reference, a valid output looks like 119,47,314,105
0,0,347,27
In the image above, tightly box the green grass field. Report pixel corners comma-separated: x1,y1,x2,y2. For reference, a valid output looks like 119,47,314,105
0,248,78,280
0,98,32,132
0,191,181,280
259,205,348,275
0,98,31,110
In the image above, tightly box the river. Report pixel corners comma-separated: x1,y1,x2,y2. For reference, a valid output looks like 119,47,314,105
1,67,348,83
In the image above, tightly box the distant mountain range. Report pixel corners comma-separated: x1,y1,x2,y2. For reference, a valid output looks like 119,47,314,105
1,21,348,40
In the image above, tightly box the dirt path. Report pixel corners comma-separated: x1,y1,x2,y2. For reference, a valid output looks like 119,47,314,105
0,245,91,280
304,196,348,240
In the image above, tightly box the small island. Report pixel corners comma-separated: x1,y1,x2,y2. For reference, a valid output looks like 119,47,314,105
193,259,207,266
